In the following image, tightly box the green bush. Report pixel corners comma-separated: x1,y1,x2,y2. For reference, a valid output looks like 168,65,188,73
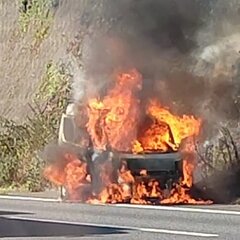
18,0,54,41
0,61,71,191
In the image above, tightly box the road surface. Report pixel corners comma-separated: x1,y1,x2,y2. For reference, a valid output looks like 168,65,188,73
0,196,239,240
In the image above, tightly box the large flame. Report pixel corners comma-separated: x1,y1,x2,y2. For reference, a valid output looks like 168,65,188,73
87,69,142,151
133,100,201,154
44,69,212,205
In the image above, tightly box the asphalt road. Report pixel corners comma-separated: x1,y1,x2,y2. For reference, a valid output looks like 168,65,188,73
0,197,239,240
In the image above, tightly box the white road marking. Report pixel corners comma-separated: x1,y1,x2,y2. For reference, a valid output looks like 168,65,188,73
137,227,218,237
0,194,240,217
0,195,60,202
112,203,240,216
5,216,219,238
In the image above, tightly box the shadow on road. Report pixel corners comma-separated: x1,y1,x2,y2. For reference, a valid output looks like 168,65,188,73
0,217,128,238
0,210,32,216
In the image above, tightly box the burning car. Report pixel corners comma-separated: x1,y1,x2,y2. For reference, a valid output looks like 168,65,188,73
57,103,183,200
44,69,210,205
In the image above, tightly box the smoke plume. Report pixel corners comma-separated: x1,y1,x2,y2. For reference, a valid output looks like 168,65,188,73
64,0,240,138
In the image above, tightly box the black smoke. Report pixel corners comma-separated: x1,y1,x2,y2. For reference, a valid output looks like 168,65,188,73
69,0,240,130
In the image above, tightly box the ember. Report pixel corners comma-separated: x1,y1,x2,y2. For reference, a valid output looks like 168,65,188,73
44,69,212,205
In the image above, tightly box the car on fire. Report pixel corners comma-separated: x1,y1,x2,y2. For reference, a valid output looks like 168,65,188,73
57,103,184,201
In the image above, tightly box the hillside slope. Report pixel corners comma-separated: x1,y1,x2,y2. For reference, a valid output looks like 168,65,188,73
0,0,89,122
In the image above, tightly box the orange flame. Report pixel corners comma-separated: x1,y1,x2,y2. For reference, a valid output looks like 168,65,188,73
133,100,201,154
87,69,142,151
44,154,90,201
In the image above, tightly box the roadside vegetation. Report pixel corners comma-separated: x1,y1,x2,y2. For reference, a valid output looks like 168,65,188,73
196,126,240,203
0,0,71,192
0,61,71,192
18,0,54,42
197,127,240,177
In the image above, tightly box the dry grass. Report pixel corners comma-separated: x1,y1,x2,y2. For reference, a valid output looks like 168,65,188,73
195,126,240,203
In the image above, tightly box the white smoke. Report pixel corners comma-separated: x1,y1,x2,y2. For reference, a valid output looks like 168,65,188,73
193,33,240,80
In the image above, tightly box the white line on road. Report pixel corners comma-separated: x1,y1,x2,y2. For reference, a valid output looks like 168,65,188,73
0,195,60,202
5,216,219,238
113,203,240,216
1,195,240,217
137,227,218,237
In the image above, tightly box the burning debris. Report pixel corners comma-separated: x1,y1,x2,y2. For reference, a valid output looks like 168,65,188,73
44,69,212,205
